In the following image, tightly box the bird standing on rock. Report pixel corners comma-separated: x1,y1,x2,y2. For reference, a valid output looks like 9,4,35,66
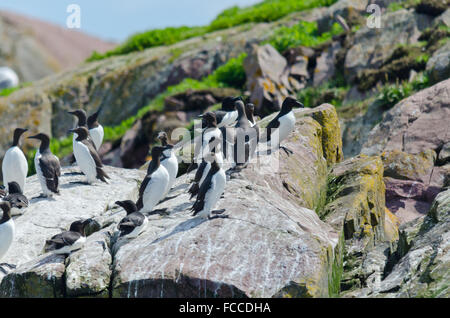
29,133,61,198
2,182,29,216
233,99,259,168
115,200,148,238
157,132,178,197
262,97,303,155
137,146,170,213
68,110,97,149
69,127,110,184
0,201,15,274
2,128,28,193
44,219,91,255
191,150,226,220
87,107,104,150
245,103,257,127
206,96,239,129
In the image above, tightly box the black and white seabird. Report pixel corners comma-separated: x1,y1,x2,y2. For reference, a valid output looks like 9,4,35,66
69,127,110,184
87,107,104,150
213,96,239,128
28,133,61,197
44,219,91,254
263,97,303,155
245,103,257,127
233,99,259,168
157,132,178,197
2,128,28,192
2,182,29,216
68,109,97,149
191,152,226,219
0,201,15,274
188,136,222,199
137,146,170,213
115,200,148,238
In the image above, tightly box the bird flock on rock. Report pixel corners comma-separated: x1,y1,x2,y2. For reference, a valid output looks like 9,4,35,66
0,96,304,274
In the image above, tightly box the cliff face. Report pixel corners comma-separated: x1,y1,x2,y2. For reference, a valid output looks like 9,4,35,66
0,10,116,82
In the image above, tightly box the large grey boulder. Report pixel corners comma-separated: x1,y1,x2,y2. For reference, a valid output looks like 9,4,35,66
344,9,433,82
426,41,450,84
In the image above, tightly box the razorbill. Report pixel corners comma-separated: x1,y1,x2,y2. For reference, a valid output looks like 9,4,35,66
0,201,15,274
2,128,28,192
69,127,110,184
157,131,178,196
263,97,303,155
188,136,222,199
191,152,226,219
44,219,91,254
115,200,148,238
28,133,61,197
87,107,104,150
191,112,222,168
136,146,170,213
3,182,29,216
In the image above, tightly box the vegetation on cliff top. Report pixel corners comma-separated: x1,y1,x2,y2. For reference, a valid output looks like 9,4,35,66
87,0,337,61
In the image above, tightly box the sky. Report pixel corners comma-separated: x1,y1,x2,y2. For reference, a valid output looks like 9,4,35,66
0,0,261,43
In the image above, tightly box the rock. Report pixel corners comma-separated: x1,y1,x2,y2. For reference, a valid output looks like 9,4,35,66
344,9,433,82
362,79,450,156
426,41,450,84
381,149,436,183
415,0,450,17
65,229,113,297
313,41,341,87
317,0,369,34
244,44,295,117
0,67,19,90
164,88,240,112
110,105,343,298
433,8,450,27
357,189,450,297
0,253,66,298
439,142,450,164
0,165,144,283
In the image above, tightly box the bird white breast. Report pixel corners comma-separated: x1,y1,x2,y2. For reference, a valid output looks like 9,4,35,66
2,146,28,192
89,125,104,150
276,111,296,144
141,165,169,213
161,150,178,195
53,236,86,255
73,141,97,183
199,152,223,186
0,219,15,260
124,217,148,239
34,150,51,196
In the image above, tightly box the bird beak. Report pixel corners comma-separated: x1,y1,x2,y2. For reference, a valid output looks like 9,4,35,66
27,134,39,140
296,101,304,108
67,129,77,135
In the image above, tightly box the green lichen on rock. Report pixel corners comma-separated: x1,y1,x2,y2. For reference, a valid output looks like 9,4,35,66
381,149,436,183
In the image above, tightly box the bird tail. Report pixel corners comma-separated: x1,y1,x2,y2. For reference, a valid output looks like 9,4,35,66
96,168,110,183
188,182,199,200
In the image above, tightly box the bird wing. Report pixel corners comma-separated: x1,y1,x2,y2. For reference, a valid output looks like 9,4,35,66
46,232,81,250
191,171,215,215
265,116,280,141
39,155,61,193
136,175,151,210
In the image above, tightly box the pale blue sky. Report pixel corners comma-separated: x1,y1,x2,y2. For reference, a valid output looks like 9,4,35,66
0,0,261,42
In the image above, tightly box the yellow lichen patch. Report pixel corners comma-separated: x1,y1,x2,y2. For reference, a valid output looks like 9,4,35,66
384,207,400,242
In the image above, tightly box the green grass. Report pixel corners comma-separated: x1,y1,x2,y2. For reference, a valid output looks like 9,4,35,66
0,82,31,97
376,72,430,109
87,0,338,61
266,20,344,52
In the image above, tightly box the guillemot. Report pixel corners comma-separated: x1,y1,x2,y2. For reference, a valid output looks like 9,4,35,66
0,201,15,274
115,200,148,238
245,103,257,127
188,136,222,200
44,219,91,254
69,127,110,184
213,96,239,128
28,133,61,197
157,132,178,197
137,146,170,213
233,99,259,168
263,97,303,155
191,151,226,219
2,128,28,192
3,182,29,216
87,107,104,150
